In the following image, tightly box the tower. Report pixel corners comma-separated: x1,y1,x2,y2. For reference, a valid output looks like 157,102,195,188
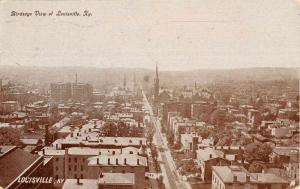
154,64,159,103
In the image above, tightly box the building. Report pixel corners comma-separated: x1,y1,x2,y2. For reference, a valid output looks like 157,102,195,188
41,146,147,188
0,101,19,114
196,147,231,182
270,147,299,164
212,166,289,189
0,146,51,189
50,83,72,102
62,173,136,189
71,83,93,102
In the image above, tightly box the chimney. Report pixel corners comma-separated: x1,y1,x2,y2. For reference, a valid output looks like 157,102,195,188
246,175,250,182
124,158,127,165
108,158,110,165
116,158,118,165
75,72,78,84
137,159,140,165
233,175,237,182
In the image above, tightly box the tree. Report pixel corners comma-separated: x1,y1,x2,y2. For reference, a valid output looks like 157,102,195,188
249,161,265,173
244,143,273,163
197,128,210,139
0,127,21,146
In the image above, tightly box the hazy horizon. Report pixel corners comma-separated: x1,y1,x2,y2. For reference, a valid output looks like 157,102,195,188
0,64,299,72
1,0,300,71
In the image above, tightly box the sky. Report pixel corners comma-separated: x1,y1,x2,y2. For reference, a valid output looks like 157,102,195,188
0,0,299,71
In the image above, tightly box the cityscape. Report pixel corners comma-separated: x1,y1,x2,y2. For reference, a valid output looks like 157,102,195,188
1,0,300,189
0,65,299,189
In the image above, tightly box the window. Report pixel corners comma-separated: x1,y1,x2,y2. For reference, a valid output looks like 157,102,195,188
74,165,77,171
69,157,71,163
81,165,83,171
75,157,77,163
56,166,59,171
55,175,58,180
130,151,133,154
112,151,115,155
55,158,59,162
69,166,71,171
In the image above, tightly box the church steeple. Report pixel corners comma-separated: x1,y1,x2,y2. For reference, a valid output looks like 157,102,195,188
154,64,159,103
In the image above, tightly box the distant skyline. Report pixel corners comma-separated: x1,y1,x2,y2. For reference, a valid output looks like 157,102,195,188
1,0,300,71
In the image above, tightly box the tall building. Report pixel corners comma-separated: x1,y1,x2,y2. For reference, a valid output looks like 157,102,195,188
50,83,72,102
154,64,159,104
71,83,93,102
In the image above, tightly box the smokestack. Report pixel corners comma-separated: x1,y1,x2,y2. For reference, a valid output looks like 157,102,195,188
75,72,78,84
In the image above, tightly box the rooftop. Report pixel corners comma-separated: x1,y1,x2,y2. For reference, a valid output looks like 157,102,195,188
212,166,289,184
98,173,135,185
0,147,41,188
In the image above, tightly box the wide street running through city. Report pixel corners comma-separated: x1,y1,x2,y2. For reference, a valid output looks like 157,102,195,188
142,89,190,189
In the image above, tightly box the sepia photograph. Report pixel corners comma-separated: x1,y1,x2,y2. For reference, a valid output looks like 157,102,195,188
0,0,299,189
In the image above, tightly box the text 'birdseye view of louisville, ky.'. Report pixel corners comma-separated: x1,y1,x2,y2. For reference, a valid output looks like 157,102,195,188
0,0,299,189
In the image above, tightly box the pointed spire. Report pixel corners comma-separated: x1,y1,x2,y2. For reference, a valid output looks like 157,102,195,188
156,64,159,78
154,64,160,104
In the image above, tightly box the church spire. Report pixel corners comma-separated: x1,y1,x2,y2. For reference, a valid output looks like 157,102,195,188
154,64,159,104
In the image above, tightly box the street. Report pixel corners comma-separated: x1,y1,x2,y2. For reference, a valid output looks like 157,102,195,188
142,90,189,189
